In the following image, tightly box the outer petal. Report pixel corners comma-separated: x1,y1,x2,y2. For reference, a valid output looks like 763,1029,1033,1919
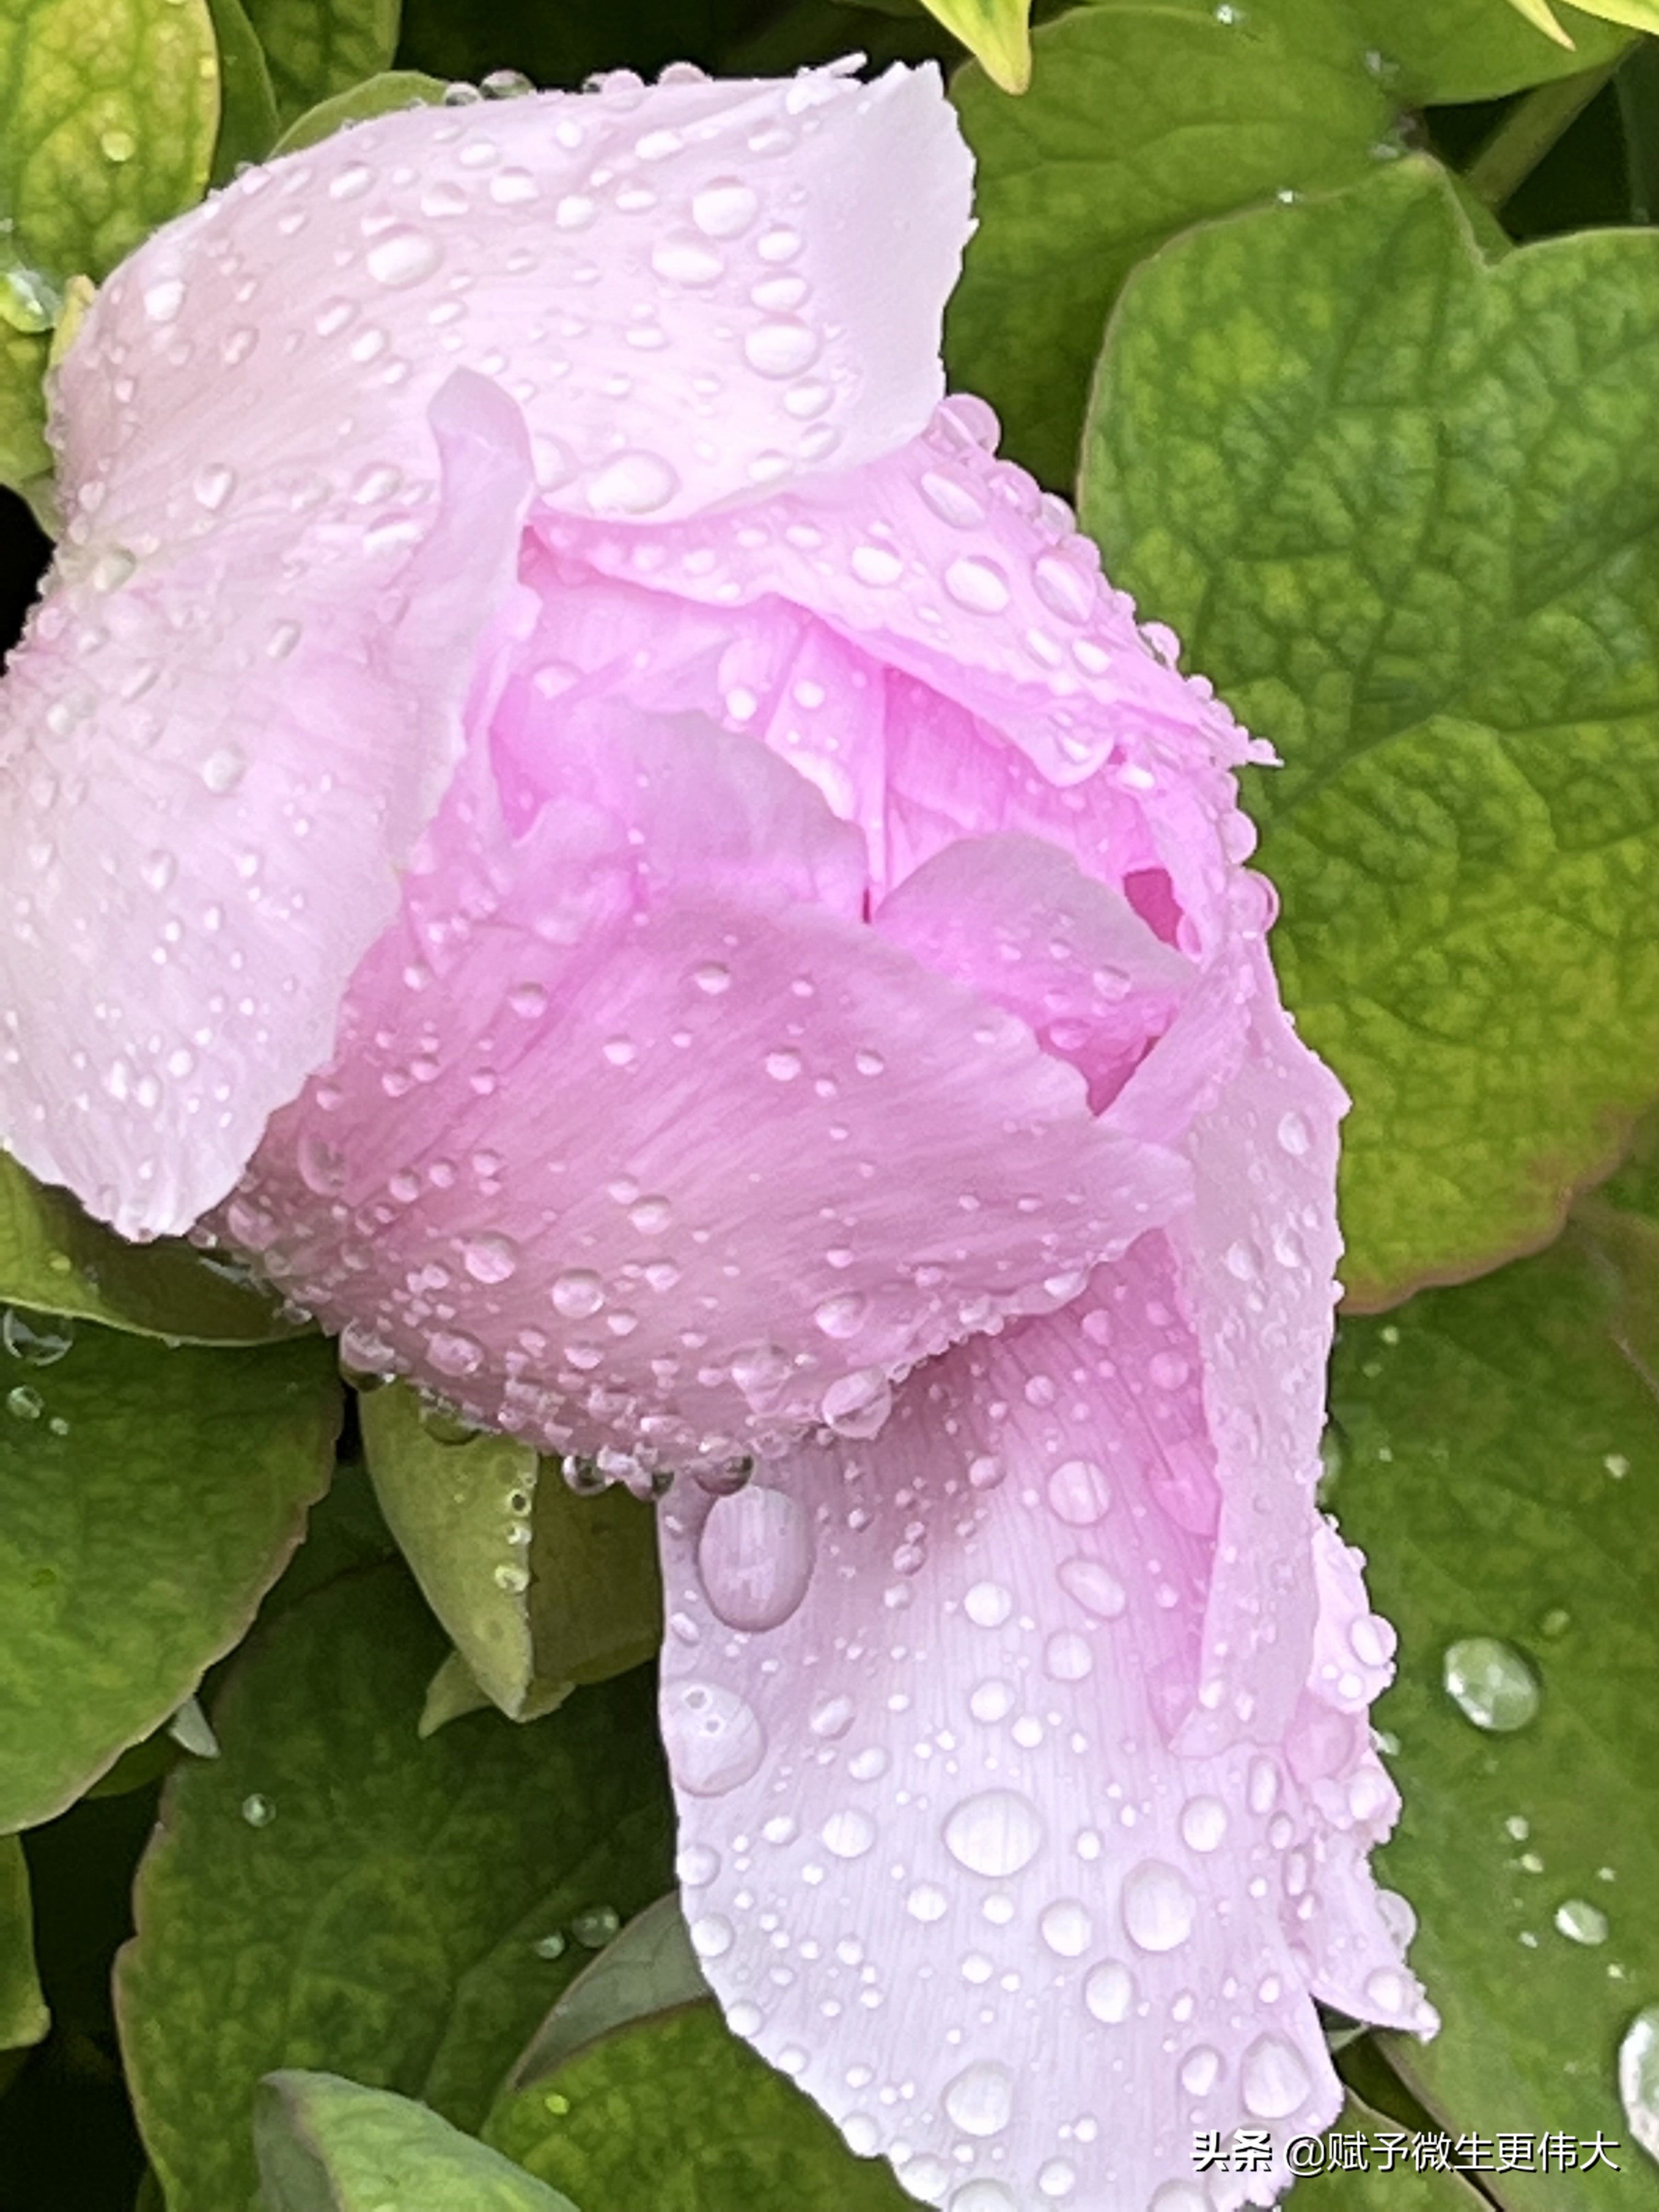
0,370,534,1236
225,705,1189,1469
656,1281,1430,2212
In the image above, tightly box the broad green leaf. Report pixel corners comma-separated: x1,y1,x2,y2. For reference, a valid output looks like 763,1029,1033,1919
206,0,280,180
243,0,400,126
486,2001,915,2212
502,1896,708,2094
0,1835,49,2050
945,0,1392,488
271,66,444,153
0,0,219,288
1081,158,1659,1307
0,1154,300,1343
1289,2101,1493,2207
362,1383,661,1722
117,1566,673,2212
1327,1223,1659,2209
254,2072,578,2212
920,0,1030,89
0,1324,338,1830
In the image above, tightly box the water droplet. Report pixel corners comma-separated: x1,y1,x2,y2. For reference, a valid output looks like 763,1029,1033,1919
689,1912,734,1959
201,744,247,794
1443,1636,1540,1732
462,1233,518,1284
851,543,904,588
193,463,236,511
744,318,819,377
1057,1556,1126,1618
6,1385,43,1421
1047,1458,1111,1527
821,1367,890,1438
550,1269,604,1320
1180,2046,1222,2095
1040,1898,1092,1957
532,1930,567,1959
943,2061,1014,2137
296,1132,346,1196
943,1788,1043,1878
0,265,60,334
950,2187,1017,2212
1044,1631,1093,1682
1122,1861,1195,1953
366,227,442,287
663,1679,766,1795
809,1693,854,1739
240,1793,275,1827
964,1581,1014,1629
494,1562,530,1593
1555,1897,1609,1946
571,1903,620,1947
944,555,1011,614
698,1485,815,1631
428,1328,485,1378
1618,2005,1659,2162
99,125,136,163
1179,1796,1228,1854
1240,2034,1311,2119
1037,2159,1076,2198
691,178,758,237
822,1808,875,1859
2,1309,74,1366
589,449,679,515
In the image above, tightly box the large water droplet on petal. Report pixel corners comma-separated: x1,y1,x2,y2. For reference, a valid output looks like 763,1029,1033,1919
366,227,442,287
943,2061,1014,2138
1057,1556,1126,1618
588,450,680,516
1047,1459,1111,1526
461,1233,518,1284
661,1679,766,1796
1121,1861,1195,1953
1083,1958,1135,2023
1618,2005,1659,2164
943,1789,1044,1878
1240,2034,1312,2120
691,178,759,237
698,1485,815,1632
1442,1636,1539,1731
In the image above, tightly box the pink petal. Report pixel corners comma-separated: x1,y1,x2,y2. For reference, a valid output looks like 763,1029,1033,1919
532,399,1264,950
225,702,1189,1471
0,370,534,1236
59,63,970,531
656,1279,1429,2212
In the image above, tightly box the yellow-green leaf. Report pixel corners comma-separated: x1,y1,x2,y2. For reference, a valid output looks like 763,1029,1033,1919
1506,0,1659,34
919,0,1031,89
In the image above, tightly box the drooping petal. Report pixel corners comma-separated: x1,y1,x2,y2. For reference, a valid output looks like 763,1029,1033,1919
224,698,1190,1470
655,1273,1429,2212
0,370,534,1237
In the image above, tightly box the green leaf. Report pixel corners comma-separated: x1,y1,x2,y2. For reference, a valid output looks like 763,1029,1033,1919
0,0,220,287
361,1383,661,1722
0,1155,302,1343
502,1896,708,2094
1506,0,1659,37
0,1326,338,1830
1081,157,1659,1306
117,1566,673,2212
270,66,444,152
0,1835,49,2050
393,0,761,96
1357,0,1630,101
0,327,50,502
1288,2101,1493,2207
486,2002,915,2212
206,0,280,181
919,0,1030,89
1327,1222,1659,2208
254,2072,579,2212
243,0,401,125
944,0,1393,489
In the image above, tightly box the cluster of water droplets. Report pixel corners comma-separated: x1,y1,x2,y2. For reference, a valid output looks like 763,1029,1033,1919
2,1304,76,1431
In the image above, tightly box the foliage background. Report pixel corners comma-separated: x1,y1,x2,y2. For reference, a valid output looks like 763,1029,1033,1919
2,0,1658,2204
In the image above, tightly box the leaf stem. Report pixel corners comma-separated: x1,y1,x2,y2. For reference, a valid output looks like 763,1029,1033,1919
1465,53,1630,212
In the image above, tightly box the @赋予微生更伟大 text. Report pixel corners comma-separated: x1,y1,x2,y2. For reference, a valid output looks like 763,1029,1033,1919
1194,2127,1625,2176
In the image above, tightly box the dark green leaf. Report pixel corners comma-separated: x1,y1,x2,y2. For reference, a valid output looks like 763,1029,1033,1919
362,1384,661,1722
254,2072,578,2212
1355,0,1628,103
0,1836,49,2051
1328,1224,1659,2207
485,2001,915,2212
0,1155,302,1343
502,1896,708,2094
205,0,280,181
243,0,400,127
1082,157,1659,1304
117,1566,673,2212
0,0,219,288
0,1326,338,1830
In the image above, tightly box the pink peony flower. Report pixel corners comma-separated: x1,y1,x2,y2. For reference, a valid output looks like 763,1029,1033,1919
0,60,1433,2208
